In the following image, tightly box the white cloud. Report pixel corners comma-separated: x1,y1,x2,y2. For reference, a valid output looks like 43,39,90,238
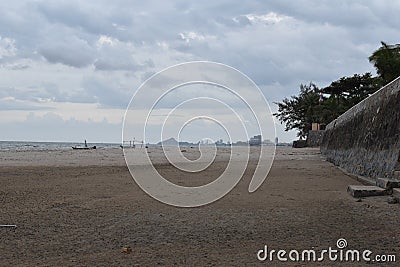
179,31,206,43
96,35,117,47
0,36,17,59
245,12,289,24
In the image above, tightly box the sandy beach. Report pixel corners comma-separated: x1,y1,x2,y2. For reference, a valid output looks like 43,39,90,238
1,147,399,266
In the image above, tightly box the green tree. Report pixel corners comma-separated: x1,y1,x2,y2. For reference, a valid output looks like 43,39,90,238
274,74,380,138
369,42,400,85
275,41,397,139
321,73,381,109
273,83,321,139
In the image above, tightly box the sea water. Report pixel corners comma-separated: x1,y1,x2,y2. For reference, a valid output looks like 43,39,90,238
0,141,120,151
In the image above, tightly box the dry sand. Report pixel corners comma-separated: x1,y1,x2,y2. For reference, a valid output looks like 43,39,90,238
0,147,399,266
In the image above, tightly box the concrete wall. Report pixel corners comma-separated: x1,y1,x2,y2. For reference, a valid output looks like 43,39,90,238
321,77,400,180
307,130,325,147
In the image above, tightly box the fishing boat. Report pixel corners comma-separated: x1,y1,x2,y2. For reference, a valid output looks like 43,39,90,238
72,140,96,150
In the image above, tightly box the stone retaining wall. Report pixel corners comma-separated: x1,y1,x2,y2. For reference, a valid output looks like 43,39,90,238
321,77,400,180
306,130,325,147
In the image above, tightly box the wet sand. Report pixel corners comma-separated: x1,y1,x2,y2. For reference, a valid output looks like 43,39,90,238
0,147,399,266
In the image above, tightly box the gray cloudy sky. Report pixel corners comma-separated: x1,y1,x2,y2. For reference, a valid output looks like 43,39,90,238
0,0,399,143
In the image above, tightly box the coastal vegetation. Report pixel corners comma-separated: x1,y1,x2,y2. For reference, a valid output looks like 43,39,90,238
274,42,400,139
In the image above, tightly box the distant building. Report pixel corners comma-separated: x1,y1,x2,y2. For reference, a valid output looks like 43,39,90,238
249,135,262,146
234,141,248,146
262,139,275,146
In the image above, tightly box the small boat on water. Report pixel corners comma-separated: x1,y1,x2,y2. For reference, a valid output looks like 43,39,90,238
72,140,96,150
120,139,144,149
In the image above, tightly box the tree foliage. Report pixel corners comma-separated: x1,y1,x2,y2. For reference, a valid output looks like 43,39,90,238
369,42,400,85
274,83,320,139
321,73,381,113
274,41,400,139
274,74,380,138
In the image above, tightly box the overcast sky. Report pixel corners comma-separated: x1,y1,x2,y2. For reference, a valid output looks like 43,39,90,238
0,0,399,143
